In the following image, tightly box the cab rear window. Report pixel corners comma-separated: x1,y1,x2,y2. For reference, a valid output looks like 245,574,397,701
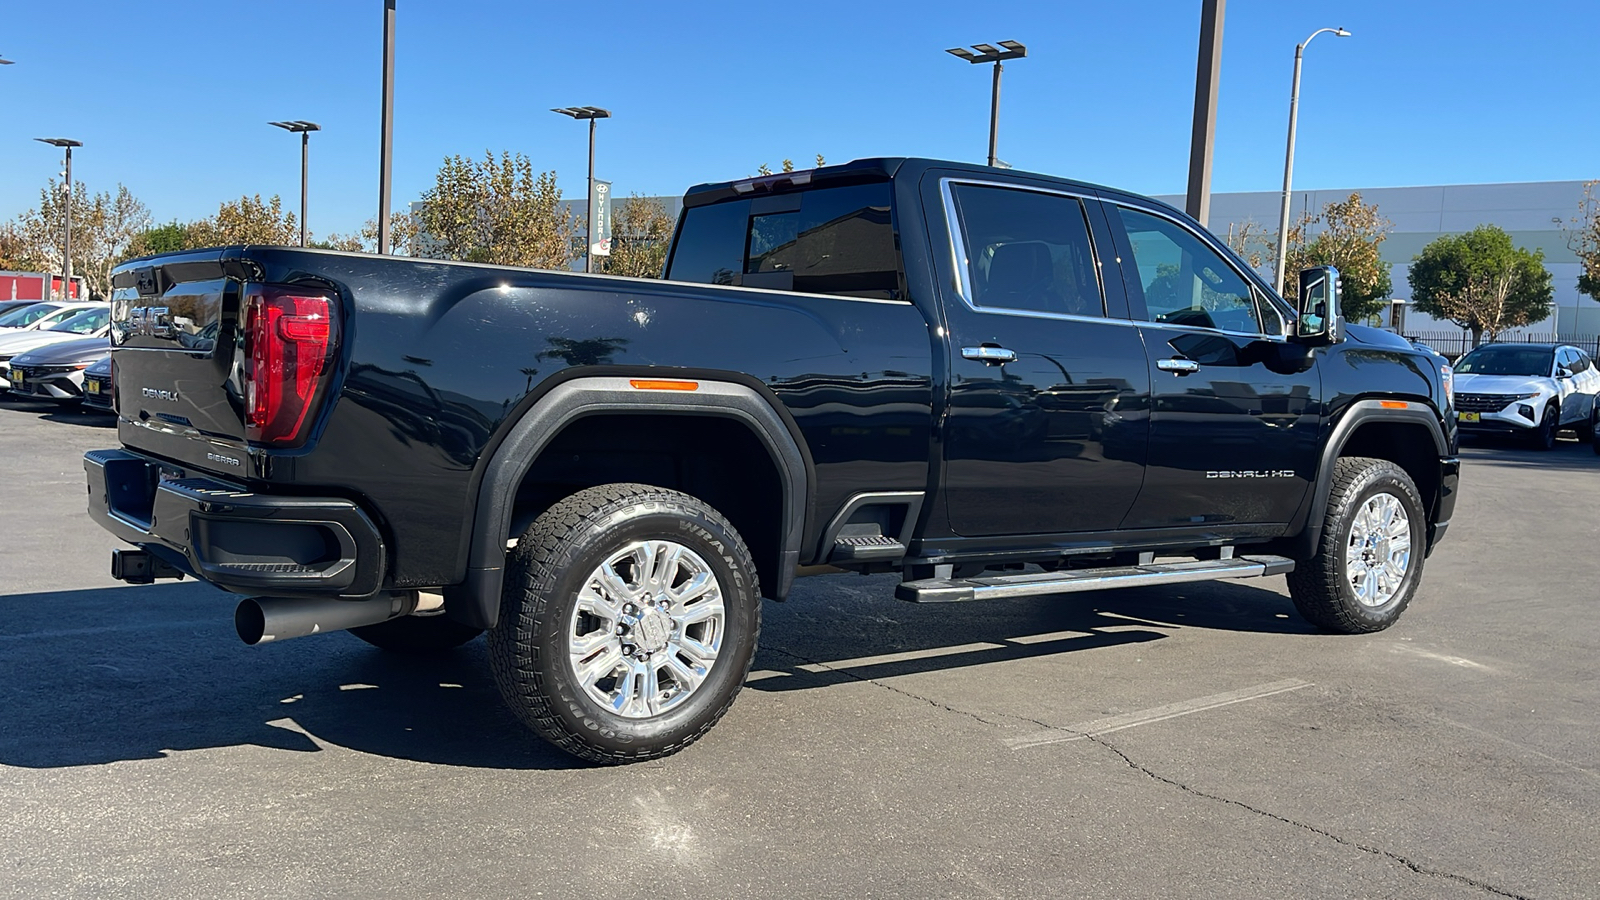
666,183,902,300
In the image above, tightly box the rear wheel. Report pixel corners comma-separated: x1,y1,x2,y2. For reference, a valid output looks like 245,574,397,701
1288,457,1426,634
349,614,483,654
1530,404,1558,450
490,483,761,764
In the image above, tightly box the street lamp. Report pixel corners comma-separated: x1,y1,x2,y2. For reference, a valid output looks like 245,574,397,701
552,106,611,273
269,121,321,247
945,40,1027,168
34,138,82,300
377,0,396,255
1273,26,1350,297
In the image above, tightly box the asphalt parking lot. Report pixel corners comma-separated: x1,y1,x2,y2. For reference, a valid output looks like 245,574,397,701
2,395,1597,900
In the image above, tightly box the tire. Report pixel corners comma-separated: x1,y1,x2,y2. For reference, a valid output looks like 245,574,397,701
349,614,483,654
489,483,761,764
1287,457,1426,634
1580,405,1599,445
1530,404,1558,450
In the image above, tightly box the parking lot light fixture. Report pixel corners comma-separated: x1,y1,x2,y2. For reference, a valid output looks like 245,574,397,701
552,107,612,273
269,121,321,247
34,138,82,300
1274,26,1351,297
946,40,1027,168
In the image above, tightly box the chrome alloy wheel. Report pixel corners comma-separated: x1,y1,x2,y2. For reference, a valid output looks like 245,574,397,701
1345,491,1412,608
566,540,725,719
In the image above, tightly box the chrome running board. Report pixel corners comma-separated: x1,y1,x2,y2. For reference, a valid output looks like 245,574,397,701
894,555,1296,603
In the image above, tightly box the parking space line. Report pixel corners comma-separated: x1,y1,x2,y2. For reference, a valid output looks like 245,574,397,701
1006,678,1313,749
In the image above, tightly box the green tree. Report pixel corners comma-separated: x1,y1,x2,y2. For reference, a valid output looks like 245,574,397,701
10,179,152,297
131,220,195,257
1278,193,1393,322
414,151,575,269
1567,180,1600,303
187,194,298,247
597,194,676,279
1409,225,1553,347
0,223,26,270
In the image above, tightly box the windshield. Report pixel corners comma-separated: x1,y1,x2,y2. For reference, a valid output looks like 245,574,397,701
1455,347,1554,377
47,307,110,335
0,303,58,327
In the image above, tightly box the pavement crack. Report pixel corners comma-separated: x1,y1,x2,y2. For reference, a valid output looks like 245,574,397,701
1080,731,1533,900
759,644,1024,729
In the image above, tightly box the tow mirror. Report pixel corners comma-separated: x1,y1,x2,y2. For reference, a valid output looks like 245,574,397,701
1294,265,1343,345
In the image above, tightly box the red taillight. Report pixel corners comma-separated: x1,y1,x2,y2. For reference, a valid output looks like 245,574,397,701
245,285,339,446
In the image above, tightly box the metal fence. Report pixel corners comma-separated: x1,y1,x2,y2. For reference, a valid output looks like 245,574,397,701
1402,331,1600,361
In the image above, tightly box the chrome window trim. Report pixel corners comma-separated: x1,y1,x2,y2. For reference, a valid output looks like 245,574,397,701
938,177,1115,326
938,176,1288,342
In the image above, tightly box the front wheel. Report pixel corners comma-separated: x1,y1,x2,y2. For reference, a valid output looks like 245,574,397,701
1287,457,1426,634
1580,405,1599,445
489,484,761,764
1530,404,1558,450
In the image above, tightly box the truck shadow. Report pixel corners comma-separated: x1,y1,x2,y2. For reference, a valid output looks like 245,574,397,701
0,575,1311,771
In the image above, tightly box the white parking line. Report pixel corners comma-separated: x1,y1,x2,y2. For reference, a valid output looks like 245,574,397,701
1006,678,1313,749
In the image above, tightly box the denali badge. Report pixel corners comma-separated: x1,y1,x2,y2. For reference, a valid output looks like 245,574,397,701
206,451,241,467
141,387,181,402
1207,470,1296,479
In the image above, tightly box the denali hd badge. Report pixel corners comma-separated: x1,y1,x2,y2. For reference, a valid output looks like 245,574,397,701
1207,470,1295,479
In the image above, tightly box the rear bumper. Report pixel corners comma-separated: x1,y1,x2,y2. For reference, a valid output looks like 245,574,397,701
85,448,386,597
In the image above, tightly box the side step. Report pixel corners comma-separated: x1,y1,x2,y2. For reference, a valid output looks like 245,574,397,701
894,555,1295,603
830,534,908,563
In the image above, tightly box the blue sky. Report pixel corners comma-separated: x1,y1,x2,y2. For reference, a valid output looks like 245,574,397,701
2,0,1595,240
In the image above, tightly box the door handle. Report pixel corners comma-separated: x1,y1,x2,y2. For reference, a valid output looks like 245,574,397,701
1156,358,1200,375
962,346,1017,364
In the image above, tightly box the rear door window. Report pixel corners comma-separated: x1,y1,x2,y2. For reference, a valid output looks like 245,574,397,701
947,183,1105,318
667,183,901,300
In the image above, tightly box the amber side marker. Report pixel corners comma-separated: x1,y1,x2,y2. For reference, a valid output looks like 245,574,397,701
1378,400,1408,409
629,379,699,391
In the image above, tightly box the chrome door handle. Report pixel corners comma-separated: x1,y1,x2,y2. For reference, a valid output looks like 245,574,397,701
962,346,1017,364
1156,358,1200,375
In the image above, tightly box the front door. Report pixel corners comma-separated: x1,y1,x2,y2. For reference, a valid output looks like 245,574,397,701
1105,202,1321,531
935,178,1151,536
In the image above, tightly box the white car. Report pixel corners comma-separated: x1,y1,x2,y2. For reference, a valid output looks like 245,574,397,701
0,301,102,334
0,306,110,390
1452,343,1600,450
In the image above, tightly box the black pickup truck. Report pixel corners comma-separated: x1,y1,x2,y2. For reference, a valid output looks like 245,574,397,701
87,157,1458,763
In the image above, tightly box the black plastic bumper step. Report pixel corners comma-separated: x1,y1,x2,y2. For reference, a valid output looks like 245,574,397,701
894,555,1295,603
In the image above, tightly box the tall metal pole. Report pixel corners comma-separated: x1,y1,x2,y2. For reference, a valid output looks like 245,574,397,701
586,117,596,274
1185,0,1225,227
1274,27,1349,297
63,146,74,299
987,61,1002,168
377,0,396,255
1273,47,1305,298
299,130,310,247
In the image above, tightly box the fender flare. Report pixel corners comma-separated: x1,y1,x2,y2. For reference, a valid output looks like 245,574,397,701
1294,398,1449,555
446,376,808,629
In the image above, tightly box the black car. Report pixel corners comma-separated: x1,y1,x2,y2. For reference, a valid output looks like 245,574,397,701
81,353,114,411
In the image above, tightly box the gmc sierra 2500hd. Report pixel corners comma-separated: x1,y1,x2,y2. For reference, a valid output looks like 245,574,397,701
87,157,1458,763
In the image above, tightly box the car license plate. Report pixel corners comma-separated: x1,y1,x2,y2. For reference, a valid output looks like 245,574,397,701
10,370,23,389
86,380,100,394
1459,412,1480,423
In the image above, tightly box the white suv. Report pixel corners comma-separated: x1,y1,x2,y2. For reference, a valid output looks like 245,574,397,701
1453,343,1600,450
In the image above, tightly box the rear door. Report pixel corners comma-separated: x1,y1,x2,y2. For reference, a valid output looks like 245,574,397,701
1104,200,1320,531
928,174,1151,536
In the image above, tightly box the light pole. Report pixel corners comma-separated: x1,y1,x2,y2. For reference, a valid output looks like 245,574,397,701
552,107,611,273
270,121,321,246
946,41,1026,168
35,138,82,300
1185,0,1226,226
1274,26,1350,297
377,0,396,254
